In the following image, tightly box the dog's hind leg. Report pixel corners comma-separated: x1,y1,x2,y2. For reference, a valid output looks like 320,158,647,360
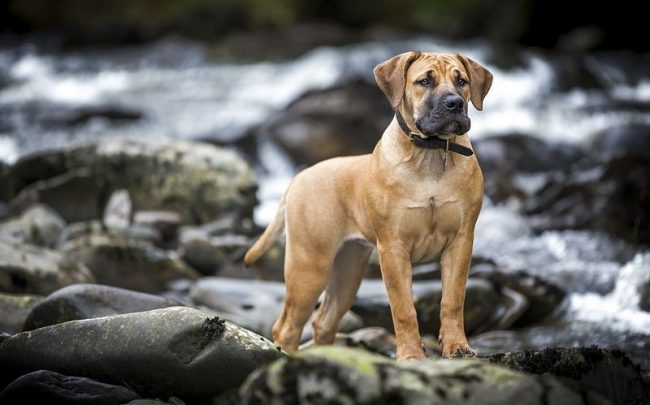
272,238,334,353
312,241,372,345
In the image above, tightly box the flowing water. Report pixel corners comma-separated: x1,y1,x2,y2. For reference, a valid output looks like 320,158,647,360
1,37,648,367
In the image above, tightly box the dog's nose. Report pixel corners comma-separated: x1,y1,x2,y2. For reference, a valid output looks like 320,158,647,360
443,93,464,111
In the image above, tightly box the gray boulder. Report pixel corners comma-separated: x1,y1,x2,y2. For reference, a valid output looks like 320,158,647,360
0,307,285,403
255,79,392,166
23,283,184,331
60,225,199,293
0,204,66,248
0,293,44,334
190,277,361,339
10,138,256,224
0,370,140,405
239,346,585,404
352,278,525,336
485,347,650,404
473,268,566,327
0,240,95,295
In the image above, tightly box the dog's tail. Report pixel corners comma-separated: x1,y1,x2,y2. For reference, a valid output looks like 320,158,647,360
244,196,286,267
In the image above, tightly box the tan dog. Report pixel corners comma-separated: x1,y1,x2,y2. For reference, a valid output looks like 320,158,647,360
245,51,492,359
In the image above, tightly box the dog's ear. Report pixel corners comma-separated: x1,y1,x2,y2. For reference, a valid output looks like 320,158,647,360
455,54,493,111
373,51,421,108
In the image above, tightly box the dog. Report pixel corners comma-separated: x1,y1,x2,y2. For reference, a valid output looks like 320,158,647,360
245,51,492,360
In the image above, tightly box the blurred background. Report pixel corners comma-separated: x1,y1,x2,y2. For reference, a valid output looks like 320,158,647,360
0,0,649,371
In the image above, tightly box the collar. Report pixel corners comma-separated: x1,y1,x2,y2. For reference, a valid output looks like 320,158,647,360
394,110,474,157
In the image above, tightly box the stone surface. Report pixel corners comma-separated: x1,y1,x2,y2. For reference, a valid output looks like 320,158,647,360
255,79,391,166
525,156,650,244
590,124,650,162
485,347,650,405
0,307,285,402
474,269,566,327
9,138,257,224
239,346,585,404
352,278,522,336
60,225,199,293
0,293,43,334
23,283,184,331
190,277,361,340
0,370,140,405
0,240,95,295
0,204,66,248
473,133,584,202
133,210,183,241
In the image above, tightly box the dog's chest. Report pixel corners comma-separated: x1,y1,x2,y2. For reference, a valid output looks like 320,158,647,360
400,185,465,262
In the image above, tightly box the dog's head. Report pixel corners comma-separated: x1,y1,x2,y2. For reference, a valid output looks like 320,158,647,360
374,52,492,138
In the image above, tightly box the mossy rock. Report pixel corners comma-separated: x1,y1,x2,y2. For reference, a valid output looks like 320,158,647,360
240,346,587,404
0,307,285,403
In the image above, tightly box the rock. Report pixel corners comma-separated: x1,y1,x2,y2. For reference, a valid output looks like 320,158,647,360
60,225,199,293
525,156,650,244
9,168,107,224
103,189,133,229
239,346,585,404
0,293,43,334
0,204,66,248
59,220,162,247
179,228,250,275
190,277,361,340
134,210,183,241
179,217,280,279
473,134,584,202
3,148,67,199
473,269,566,327
23,283,184,331
9,138,256,224
309,327,398,357
0,370,140,405
352,278,523,337
0,307,285,402
485,347,650,405
255,79,392,166
0,240,95,295
590,124,650,162
475,134,584,175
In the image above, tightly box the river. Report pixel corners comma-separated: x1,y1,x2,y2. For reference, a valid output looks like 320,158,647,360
1,36,648,368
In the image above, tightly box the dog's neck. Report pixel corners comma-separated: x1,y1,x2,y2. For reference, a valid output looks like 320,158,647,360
375,116,474,177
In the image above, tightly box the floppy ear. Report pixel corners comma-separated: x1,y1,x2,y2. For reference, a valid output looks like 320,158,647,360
455,54,493,111
373,51,421,108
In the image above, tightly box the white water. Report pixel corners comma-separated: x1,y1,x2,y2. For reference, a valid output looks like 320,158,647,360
1,38,649,351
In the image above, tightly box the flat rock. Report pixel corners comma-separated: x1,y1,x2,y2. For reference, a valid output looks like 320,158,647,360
239,346,586,404
0,370,140,405
0,240,95,295
0,293,44,334
23,283,184,331
60,226,199,293
0,307,285,403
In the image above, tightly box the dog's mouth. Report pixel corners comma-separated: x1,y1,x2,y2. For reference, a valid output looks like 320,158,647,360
415,114,471,138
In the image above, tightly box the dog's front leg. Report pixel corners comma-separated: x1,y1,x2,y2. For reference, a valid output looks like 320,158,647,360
377,242,426,360
439,232,476,357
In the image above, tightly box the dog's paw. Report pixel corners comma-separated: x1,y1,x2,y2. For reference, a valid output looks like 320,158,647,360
396,342,427,361
440,340,476,358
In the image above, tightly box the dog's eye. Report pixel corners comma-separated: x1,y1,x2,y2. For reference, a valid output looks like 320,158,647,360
457,78,467,86
418,78,431,86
